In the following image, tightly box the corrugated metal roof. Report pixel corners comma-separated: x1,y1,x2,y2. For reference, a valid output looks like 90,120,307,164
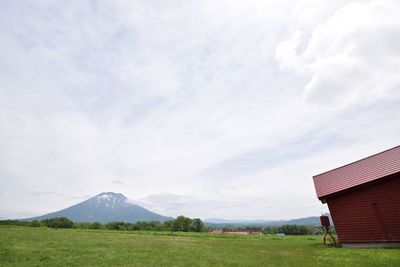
313,145,400,199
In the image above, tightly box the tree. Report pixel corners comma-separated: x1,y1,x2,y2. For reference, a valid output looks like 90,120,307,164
190,218,204,232
173,216,192,232
162,220,174,231
41,217,73,228
30,220,41,227
106,221,127,230
91,222,102,230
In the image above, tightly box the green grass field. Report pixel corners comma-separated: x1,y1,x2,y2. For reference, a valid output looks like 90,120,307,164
0,226,399,266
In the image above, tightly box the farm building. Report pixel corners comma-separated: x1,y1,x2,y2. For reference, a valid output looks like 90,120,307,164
313,145,400,247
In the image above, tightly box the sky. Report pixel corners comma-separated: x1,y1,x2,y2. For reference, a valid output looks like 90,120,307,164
0,0,400,220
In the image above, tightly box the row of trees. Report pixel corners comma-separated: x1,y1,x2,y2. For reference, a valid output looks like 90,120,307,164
0,218,75,229
91,216,205,232
222,225,327,235
0,219,332,235
0,215,205,232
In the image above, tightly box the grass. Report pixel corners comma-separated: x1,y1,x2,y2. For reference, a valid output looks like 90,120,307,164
0,226,399,266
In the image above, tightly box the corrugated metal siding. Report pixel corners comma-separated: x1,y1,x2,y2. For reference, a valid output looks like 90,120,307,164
314,145,400,198
327,173,400,243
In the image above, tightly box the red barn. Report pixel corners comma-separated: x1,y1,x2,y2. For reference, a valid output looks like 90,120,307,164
313,146,400,247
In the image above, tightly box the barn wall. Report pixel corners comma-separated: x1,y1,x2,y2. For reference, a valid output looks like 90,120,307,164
327,173,400,244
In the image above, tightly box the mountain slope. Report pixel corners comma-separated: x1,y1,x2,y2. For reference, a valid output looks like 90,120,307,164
25,192,172,223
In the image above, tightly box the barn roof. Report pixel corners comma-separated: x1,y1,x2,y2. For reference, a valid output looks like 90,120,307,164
313,145,400,200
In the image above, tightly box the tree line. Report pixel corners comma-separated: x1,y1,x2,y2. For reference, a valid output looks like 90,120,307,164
222,224,331,235
0,215,205,232
0,218,333,235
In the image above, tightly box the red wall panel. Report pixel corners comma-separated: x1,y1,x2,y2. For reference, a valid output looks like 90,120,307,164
327,173,400,244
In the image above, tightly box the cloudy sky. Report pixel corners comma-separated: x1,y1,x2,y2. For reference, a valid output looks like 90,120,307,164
1,0,399,220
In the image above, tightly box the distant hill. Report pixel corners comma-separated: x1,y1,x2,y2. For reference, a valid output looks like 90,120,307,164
24,192,173,223
205,214,332,228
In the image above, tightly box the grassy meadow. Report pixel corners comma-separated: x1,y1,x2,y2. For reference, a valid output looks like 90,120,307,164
0,226,399,266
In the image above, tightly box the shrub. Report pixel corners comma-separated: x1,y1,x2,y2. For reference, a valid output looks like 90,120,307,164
41,217,74,228
91,222,102,230
30,220,41,227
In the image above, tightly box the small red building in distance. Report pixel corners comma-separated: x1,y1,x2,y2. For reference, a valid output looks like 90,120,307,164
313,145,400,247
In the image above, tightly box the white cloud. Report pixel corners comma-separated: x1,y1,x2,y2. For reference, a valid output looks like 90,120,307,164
276,0,400,106
0,0,399,220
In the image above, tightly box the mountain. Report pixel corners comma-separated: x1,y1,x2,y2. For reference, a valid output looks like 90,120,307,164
25,192,173,223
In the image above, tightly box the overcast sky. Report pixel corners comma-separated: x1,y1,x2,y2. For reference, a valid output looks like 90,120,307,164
1,0,400,220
